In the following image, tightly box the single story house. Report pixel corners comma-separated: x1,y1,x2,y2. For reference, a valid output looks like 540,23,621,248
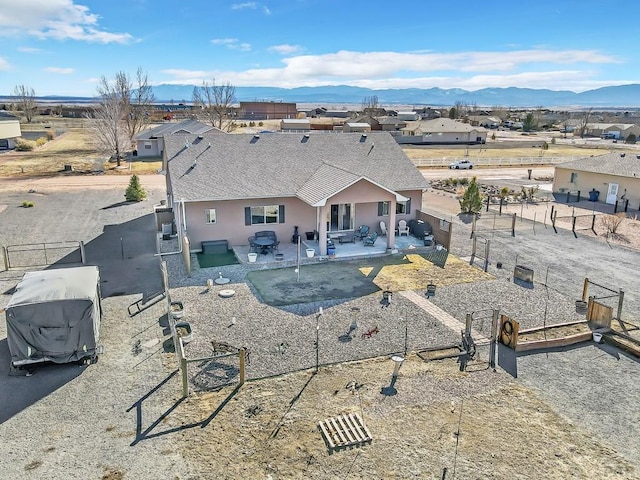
397,111,420,121
280,119,311,132
396,118,487,145
134,119,221,157
377,116,407,132
553,153,640,207
468,115,501,129
0,111,21,149
585,123,640,140
351,115,381,131
163,132,430,255
342,122,371,133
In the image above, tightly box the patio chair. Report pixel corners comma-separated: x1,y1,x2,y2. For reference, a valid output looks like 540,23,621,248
248,236,258,253
363,232,378,246
379,221,388,236
355,225,370,240
397,220,410,237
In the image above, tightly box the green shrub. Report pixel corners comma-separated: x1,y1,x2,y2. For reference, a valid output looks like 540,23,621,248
451,178,459,186
625,133,636,144
21,201,34,208
459,177,469,186
459,176,483,214
36,136,48,147
125,174,147,202
15,139,35,151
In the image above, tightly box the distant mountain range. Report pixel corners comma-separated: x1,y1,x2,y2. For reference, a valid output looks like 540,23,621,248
5,83,640,108
147,83,640,108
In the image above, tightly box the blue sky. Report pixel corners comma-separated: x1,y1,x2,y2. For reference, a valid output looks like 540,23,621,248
0,0,636,97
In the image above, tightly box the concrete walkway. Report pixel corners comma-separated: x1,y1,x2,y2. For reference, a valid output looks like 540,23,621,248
399,290,488,342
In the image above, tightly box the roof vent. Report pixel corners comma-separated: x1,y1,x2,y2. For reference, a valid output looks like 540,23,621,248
621,153,626,157
636,155,640,159
254,134,260,139
197,135,204,139
304,133,310,138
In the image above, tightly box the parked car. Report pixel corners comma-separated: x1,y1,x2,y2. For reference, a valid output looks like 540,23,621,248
449,160,474,169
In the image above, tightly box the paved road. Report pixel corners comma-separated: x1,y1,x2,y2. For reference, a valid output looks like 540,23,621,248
420,166,554,182
0,173,166,192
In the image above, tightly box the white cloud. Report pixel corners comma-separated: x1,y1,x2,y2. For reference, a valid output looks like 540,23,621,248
17,46,43,53
0,0,133,44
210,38,251,51
268,44,303,55
231,2,257,9
263,6,271,15
161,48,621,91
0,57,11,71
44,66,75,74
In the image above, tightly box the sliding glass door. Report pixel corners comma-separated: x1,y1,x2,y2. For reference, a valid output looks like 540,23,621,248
328,203,354,232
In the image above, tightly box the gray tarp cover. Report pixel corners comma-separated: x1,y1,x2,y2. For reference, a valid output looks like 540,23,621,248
5,266,101,365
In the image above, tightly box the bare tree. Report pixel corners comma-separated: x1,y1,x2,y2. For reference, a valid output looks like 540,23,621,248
560,112,572,138
88,75,129,167
361,95,383,116
13,84,37,123
192,79,237,132
115,67,155,148
111,68,155,147
578,107,593,138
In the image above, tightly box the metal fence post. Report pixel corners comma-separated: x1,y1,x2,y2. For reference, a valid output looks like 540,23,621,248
483,240,490,272
1,246,7,271
617,290,625,321
80,241,86,264
490,309,499,370
511,213,516,237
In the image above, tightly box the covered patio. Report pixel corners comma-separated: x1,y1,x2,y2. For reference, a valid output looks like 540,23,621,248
231,233,432,265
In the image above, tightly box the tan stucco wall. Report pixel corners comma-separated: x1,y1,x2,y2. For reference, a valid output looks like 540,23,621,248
184,197,316,250
183,184,424,250
553,167,640,206
0,120,21,139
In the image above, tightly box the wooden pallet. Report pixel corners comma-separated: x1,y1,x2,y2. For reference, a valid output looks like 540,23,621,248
319,413,372,451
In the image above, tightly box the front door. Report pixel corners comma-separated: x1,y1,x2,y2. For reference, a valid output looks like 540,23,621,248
606,183,618,205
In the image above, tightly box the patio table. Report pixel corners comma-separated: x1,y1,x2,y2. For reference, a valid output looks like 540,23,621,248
253,237,275,254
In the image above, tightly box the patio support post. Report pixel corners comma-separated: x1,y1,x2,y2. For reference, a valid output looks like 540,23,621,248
318,205,328,256
388,199,397,250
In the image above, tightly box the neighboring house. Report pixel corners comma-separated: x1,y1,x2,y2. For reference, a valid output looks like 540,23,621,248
413,107,441,119
135,119,221,157
163,132,430,255
238,101,298,120
0,112,21,150
397,111,420,121
468,115,501,129
342,122,371,133
280,119,310,132
396,118,487,145
553,153,640,207
575,122,640,140
351,115,381,131
377,116,407,132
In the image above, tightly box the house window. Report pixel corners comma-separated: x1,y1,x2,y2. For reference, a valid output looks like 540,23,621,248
328,203,354,231
245,205,285,225
378,199,412,216
570,172,578,184
144,142,152,150
205,209,216,224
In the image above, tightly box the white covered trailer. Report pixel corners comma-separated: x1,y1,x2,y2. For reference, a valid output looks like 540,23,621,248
5,266,102,367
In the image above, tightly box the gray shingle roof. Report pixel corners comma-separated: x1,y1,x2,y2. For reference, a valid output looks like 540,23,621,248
135,119,221,140
556,152,640,178
165,132,430,203
0,111,19,121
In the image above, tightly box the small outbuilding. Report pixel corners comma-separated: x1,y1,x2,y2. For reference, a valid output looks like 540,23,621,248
5,266,102,368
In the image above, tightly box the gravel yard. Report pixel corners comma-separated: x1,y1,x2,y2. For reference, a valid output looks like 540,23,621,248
1,175,639,479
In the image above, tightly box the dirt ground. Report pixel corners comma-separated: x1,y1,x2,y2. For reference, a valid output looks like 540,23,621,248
171,357,636,480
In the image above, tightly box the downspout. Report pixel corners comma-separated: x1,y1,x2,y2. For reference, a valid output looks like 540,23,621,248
154,197,185,257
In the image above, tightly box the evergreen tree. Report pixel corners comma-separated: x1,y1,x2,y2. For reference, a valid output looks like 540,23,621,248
459,176,483,214
125,174,147,202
